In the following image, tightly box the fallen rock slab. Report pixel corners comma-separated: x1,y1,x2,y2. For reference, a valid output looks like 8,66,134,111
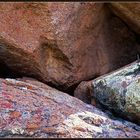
0,3,138,90
0,77,140,138
75,61,140,125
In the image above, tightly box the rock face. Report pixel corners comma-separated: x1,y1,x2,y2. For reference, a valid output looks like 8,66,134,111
74,81,92,104
0,77,140,138
0,3,138,90
108,3,140,34
75,61,140,124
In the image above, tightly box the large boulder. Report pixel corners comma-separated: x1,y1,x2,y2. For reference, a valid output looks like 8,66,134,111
0,77,140,138
108,3,140,34
0,3,138,90
75,61,140,124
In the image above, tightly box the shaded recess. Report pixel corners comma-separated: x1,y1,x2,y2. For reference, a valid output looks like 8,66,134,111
0,60,22,78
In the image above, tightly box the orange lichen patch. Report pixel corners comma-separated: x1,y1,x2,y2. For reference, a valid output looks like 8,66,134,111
27,85,34,90
57,130,66,135
27,123,40,130
10,111,21,118
42,127,55,133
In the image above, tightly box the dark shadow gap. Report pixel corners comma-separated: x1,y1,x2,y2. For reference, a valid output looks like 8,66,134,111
0,60,23,78
0,58,78,96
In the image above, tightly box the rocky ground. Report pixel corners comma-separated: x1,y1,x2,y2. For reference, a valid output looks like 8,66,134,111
0,78,140,138
0,2,140,138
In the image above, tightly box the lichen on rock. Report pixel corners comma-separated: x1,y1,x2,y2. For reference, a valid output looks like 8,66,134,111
92,61,140,124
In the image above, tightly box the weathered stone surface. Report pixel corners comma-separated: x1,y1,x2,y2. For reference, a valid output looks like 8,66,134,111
75,61,140,124
57,111,140,138
74,80,100,107
0,3,138,90
108,3,140,34
0,77,140,138
74,81,92,104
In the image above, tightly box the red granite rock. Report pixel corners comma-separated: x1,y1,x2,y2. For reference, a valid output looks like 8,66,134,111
0,77,140,138
0,3,138,90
